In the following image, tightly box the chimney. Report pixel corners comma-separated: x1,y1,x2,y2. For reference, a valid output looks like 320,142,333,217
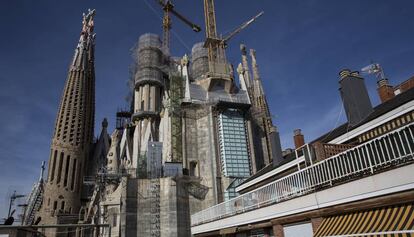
339,69,373,126
377,78,395,103
293,129,305,149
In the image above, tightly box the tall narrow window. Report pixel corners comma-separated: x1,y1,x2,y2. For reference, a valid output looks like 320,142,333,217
50,150,57,182
63,155,70,187
71,159,77,191
112,213,117,227
217,109,251,179
77,164,82,192
56,152,64,184
189,161,198,176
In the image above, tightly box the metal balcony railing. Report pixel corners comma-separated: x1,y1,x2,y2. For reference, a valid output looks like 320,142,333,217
191,123,414,226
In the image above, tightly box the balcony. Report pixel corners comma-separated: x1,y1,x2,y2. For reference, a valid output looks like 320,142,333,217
191,122,414,226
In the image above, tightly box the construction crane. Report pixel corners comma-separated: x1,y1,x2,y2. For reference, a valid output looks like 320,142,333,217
154,1,200,162
222,11,264,48
4,191,25,225
156,0,201,55
203,0,264,66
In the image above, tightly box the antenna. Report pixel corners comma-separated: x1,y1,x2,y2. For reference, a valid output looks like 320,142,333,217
361,63,386,81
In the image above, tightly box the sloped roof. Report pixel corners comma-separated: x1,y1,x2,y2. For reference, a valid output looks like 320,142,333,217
312,86,414,144
237,86,414,189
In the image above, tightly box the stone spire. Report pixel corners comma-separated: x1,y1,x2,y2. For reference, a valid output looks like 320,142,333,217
237,63,251,104
249,48,278,166
240,44,252,89
250,49,265,100
39,161,45,183
38,9,96,229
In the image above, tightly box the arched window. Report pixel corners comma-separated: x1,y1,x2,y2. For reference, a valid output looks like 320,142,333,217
189,161,198,177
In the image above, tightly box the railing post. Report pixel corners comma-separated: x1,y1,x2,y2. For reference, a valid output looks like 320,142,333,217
388,133,398,160
364,145,374,174
402,129,413,155
295,149,300,170
307,144,314,165
397,131,408,156
241,196,245,212
306,169,312,191
327,160,333,186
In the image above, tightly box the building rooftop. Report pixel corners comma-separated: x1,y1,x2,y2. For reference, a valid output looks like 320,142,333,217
312,85,414,144
236,85,414,190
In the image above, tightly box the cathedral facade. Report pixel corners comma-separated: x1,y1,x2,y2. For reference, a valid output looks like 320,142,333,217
35,7,281,237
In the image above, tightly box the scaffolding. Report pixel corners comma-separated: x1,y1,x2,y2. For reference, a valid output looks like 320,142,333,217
116,109,131,129
22,183,43,225
144,142,162,237
149,178,161,237
170,73,184,163
22,161,45,225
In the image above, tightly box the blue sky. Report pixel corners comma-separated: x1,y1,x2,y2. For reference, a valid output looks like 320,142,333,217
1,0,414,219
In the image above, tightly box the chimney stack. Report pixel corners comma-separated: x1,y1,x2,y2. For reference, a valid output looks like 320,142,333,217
339,69,373,126
377,78,395,103
270,126,284,167
293,129,305,149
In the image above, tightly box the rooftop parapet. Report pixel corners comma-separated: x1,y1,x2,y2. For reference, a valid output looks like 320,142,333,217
191,122,414,226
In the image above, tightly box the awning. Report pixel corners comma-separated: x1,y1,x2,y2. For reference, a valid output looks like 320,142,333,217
314,203,414,237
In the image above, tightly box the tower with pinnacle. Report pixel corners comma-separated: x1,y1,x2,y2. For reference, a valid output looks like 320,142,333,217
38,9,96,231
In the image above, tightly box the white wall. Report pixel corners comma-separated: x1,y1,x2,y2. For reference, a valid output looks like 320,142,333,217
283,222,313,237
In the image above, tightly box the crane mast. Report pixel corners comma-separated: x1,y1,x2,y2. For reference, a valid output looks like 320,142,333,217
157,0,201,55
202,0,263,76
203,0,222,63
161,1,172,55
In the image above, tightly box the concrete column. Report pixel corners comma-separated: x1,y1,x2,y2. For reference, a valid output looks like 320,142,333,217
155,86,160,111
138,86,143,111
143,84,149,111
134,89,139,112
150,85,156,111
272,224,284,237
133,124,141,169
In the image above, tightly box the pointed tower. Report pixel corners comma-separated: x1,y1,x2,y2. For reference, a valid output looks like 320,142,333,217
240,44,252,90
249,48,282,167
38,9,96,228
131,33,164,170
